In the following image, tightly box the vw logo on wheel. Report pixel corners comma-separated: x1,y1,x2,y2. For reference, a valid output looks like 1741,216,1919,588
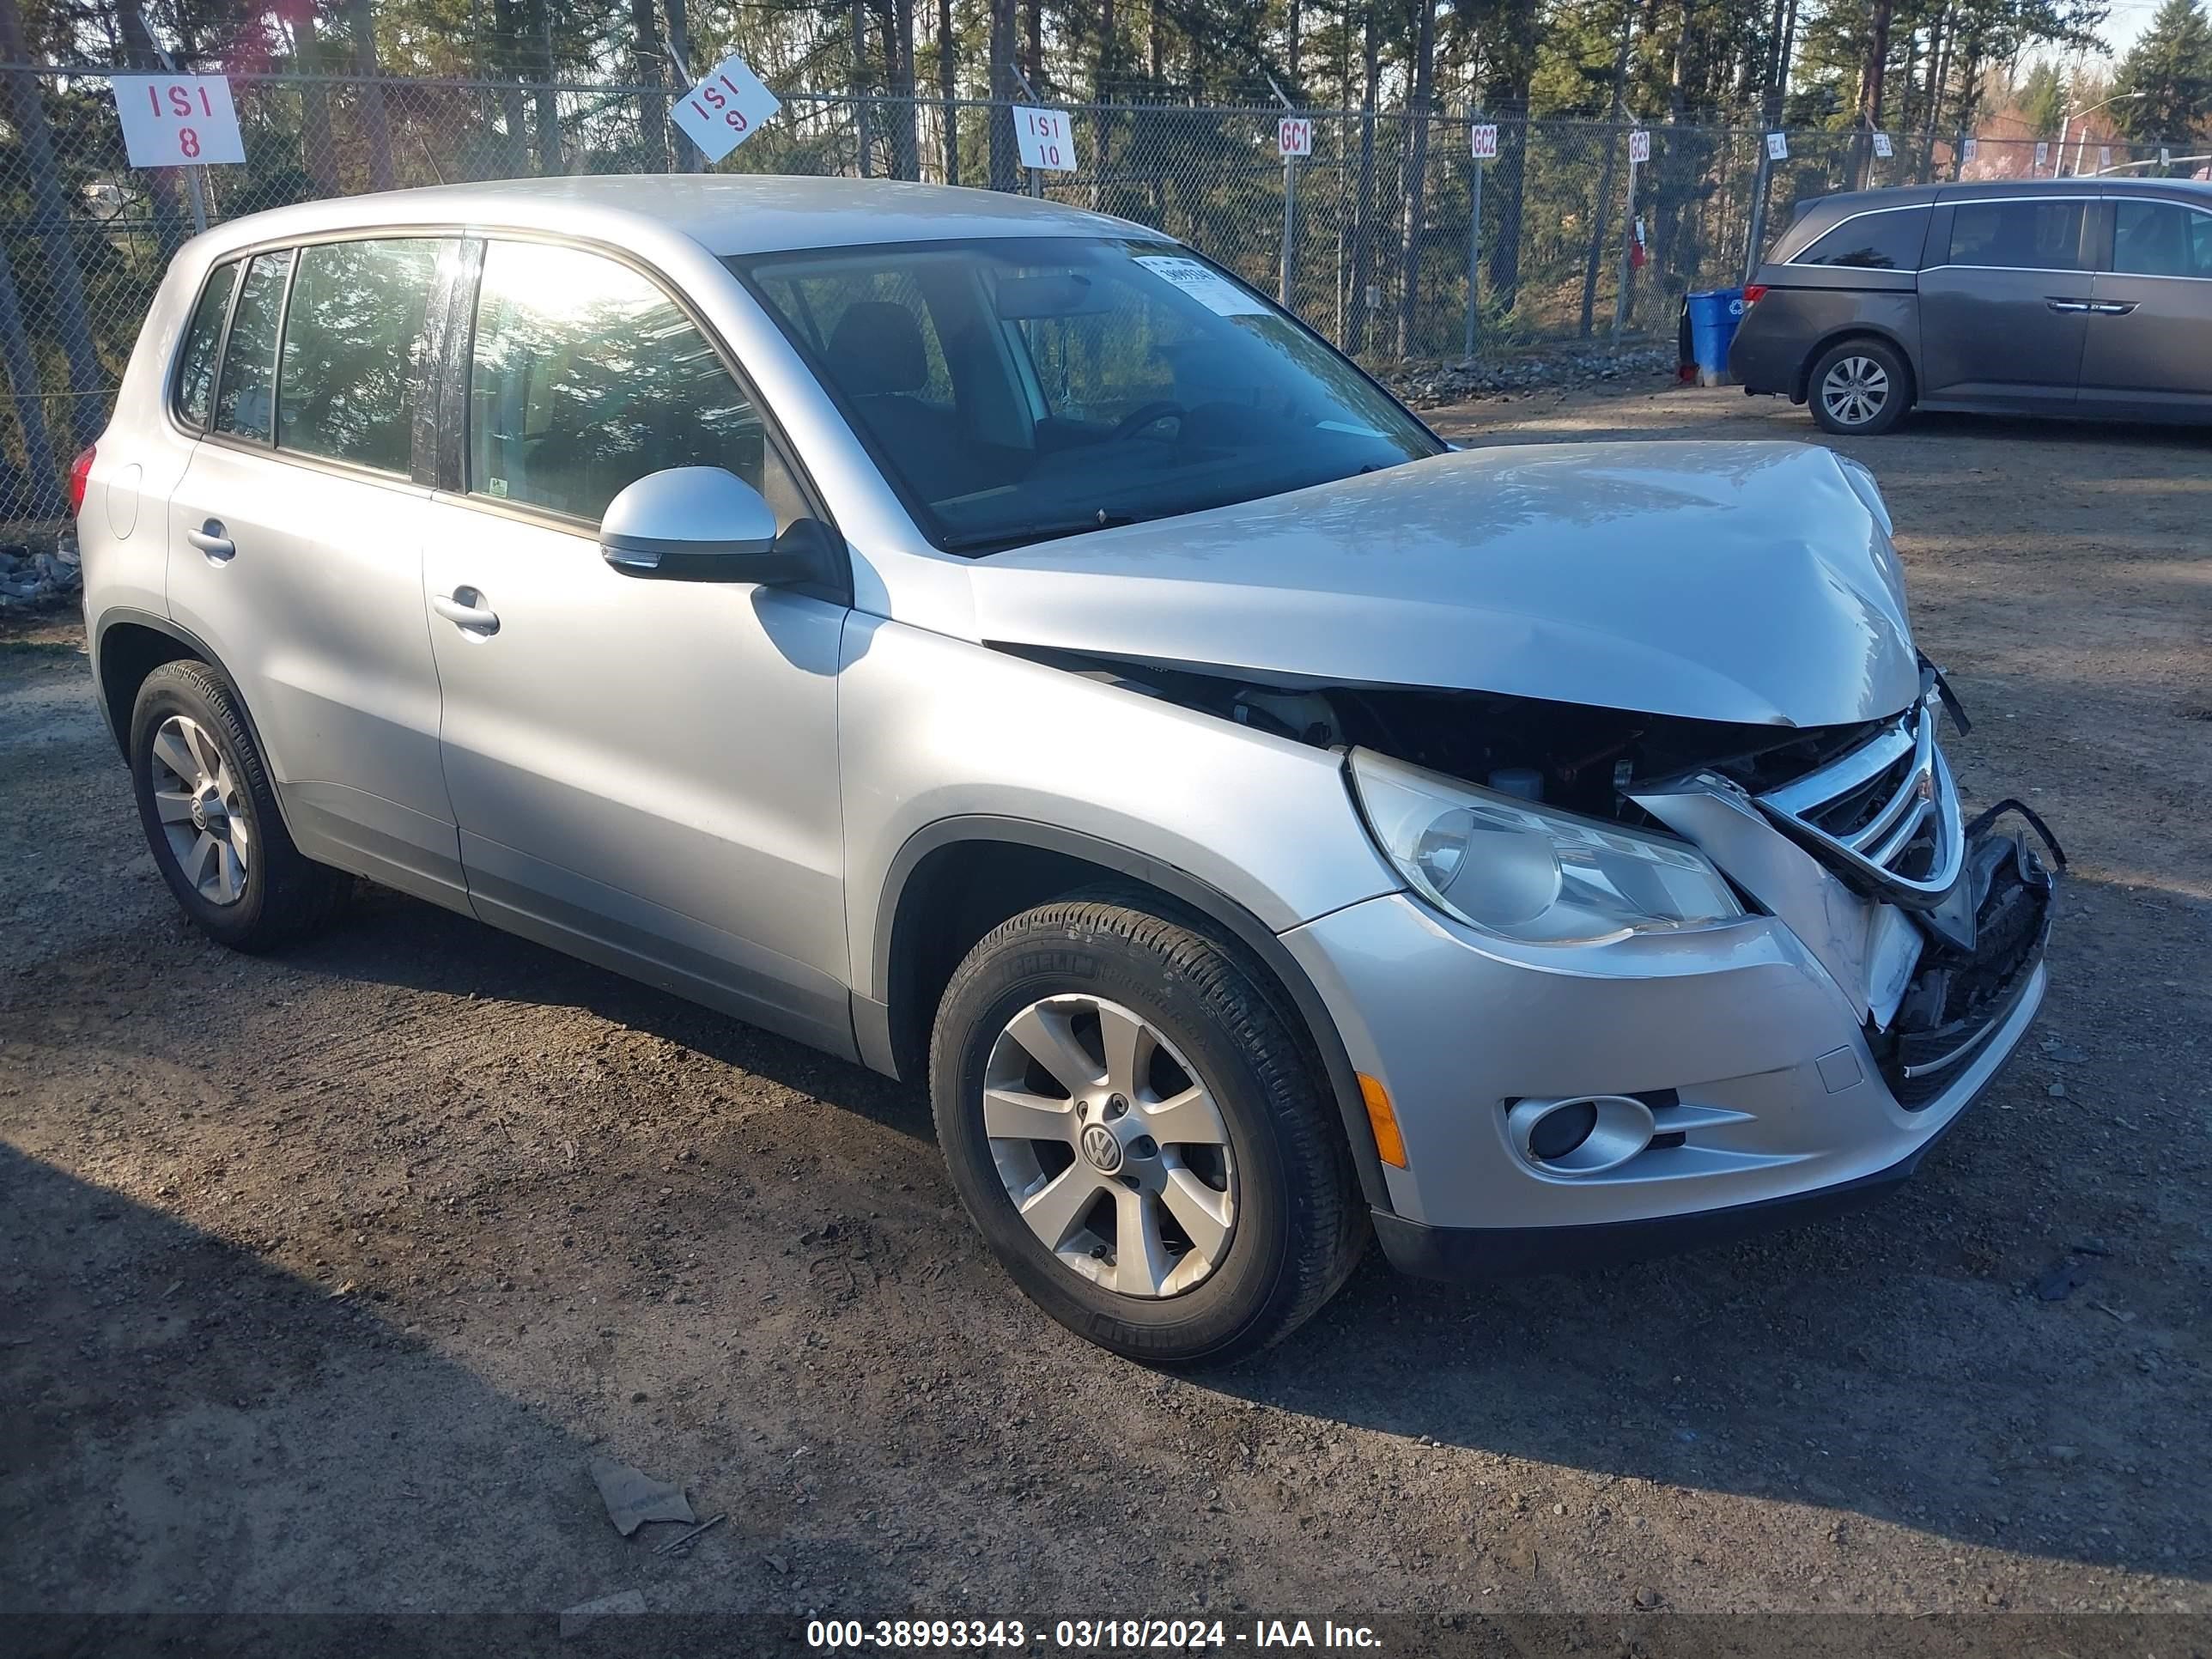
1079,1122,1124,1174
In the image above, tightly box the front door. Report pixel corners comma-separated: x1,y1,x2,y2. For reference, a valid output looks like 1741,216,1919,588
421,237,853,1054
2081,197,2212,417
1918,195,2096,409
165,238,465,909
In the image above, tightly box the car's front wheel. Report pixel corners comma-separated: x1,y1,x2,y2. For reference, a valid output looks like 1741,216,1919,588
930,892,1364,1366
1808,337,1911,435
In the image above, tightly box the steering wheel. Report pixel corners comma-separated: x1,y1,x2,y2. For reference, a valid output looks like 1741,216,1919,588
1110,400,1186,442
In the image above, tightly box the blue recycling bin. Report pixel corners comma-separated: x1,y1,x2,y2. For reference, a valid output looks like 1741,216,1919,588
1686,288,1747,386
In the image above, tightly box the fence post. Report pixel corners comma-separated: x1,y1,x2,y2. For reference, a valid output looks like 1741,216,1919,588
1741,140,1776,286
1612,135,1640,341
1268,76,1297,309
1464,116,1485,360
0,238,58,510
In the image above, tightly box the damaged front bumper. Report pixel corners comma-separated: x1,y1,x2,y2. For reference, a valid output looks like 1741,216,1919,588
1280,704,2058,1279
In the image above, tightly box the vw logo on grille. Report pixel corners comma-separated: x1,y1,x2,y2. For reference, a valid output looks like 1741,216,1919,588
1079,1122,1124,1174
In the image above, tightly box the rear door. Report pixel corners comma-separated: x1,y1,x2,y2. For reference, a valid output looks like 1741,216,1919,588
1918,194,2097,409
165,236,466,910
2081,195,2212,417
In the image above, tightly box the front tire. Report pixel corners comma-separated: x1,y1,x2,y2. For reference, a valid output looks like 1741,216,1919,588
930,892,1364,1366
129,659,350,952
1808,337,1911,435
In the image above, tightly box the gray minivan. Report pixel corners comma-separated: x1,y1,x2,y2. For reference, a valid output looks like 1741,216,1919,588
1730,177,2212,434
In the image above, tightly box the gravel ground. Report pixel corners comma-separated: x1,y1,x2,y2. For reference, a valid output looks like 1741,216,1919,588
3,381,2208,1648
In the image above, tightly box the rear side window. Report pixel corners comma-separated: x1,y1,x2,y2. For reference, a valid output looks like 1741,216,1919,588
2111,200,2212,279
173,260,237,428
1794,207,1931,270
466,239,800,524
1947,199,2086,270
214,248,293,443
277,238,443,475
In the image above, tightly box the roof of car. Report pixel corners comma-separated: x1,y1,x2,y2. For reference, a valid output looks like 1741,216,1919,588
1795,174,2212,218
189,174,1149,261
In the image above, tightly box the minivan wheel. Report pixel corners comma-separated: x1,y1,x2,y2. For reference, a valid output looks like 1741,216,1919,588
129,660,350,952
1808,338,1910,435
930,892,1364,1366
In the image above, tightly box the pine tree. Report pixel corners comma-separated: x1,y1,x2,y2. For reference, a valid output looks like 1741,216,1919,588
2110,0,2212,141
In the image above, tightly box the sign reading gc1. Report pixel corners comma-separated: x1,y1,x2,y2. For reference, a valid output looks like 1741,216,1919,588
1278,117,1312,158
670,51,781,163
112,74,245,167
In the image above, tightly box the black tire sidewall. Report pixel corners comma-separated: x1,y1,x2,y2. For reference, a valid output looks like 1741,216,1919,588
1809,338,1909,435
129,666,278,949
933,920,1303,1364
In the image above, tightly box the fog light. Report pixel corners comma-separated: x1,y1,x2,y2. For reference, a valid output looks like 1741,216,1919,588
1506,1096,1654,1176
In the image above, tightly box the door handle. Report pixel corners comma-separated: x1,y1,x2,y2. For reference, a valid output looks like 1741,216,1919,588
185,520,235,562
433,588,501,636
2044,299,2092,313
2089,301,2138,316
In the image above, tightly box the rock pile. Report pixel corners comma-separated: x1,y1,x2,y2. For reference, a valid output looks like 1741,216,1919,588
0,536,81,612
1376,343,1679,408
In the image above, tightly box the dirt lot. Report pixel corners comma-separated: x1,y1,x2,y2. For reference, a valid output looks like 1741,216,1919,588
3,382,2209,1646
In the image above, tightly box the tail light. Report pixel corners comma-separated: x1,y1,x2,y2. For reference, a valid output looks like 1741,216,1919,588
66,444,95,518
1742,284,1769,307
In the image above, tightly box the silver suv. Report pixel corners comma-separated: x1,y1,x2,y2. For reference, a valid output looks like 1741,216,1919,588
78,177,2058,1364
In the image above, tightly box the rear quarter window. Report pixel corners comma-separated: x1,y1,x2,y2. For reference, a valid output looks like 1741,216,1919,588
173,260,238,428
1791,207,1932,270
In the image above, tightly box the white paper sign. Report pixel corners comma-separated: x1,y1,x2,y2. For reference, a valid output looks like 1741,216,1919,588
1628,129,1650,164
2100,145,2112,169
1013,106,1077,171
2035,141,2049,167
1135,255,1268,317
1872,131,1893,158
1963,137,1978,161
2160,146,2172,165
1765,131,1789,161
113,74,245,167
1277,117,1312,158
671,52,781,161
1470,124,1498,160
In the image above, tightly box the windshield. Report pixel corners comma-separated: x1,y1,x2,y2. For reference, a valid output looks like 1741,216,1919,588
732,238,1443,554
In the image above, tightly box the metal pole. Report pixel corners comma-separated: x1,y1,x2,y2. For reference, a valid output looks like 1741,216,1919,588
1612,149,1638,341
1009,64,1042,197
1280,149,1296,306
155,49,209,234
1464,142,1483,360
1741,144,1774,286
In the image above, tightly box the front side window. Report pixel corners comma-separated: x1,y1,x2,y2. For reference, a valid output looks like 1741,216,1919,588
278,238,444,474
2111,200,2212,279
214,248,293,442
467,239,797,525
1947,199,2086,270
174,259,238,428
738,238,1443,554
1795,207,1931,270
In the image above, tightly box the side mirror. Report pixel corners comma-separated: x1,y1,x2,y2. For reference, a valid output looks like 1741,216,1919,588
600,466,800,583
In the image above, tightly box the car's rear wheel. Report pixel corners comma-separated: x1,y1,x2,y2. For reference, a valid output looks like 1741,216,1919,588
1809,337,1910,435
129,659,350,952
930,891,1364,1366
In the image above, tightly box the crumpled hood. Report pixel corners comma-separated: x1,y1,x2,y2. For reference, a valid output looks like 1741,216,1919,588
966,440,1920,728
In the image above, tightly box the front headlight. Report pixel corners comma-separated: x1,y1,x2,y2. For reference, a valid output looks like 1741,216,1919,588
1348,749,1745,945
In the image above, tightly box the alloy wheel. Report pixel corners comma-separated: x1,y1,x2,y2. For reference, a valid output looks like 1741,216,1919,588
147,714,252,906
981,994,1237,1298
1820,356,1890,428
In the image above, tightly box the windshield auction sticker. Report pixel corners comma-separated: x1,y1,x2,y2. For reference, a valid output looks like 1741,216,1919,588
1134,256,1270,317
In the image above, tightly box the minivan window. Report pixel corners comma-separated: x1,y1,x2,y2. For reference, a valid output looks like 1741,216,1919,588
2111,200,2212,279
737,238,1442,554
1947,198,2086,270
277,238,443,475
214,248,293,443
174,260,238,428
467,239,799,525
1794,207,1930,270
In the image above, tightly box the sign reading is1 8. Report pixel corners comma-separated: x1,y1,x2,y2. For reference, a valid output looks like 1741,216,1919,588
112,75,246,167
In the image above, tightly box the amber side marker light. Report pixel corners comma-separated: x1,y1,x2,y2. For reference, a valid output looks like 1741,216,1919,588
1358,1073,1409,1170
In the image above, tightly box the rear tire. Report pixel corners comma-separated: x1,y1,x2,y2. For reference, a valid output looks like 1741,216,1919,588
129,659,350,952
1808,337,1911,435
930,891,1364,1367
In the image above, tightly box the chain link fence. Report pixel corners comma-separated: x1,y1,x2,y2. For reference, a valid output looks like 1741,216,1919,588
2,58,2203,530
